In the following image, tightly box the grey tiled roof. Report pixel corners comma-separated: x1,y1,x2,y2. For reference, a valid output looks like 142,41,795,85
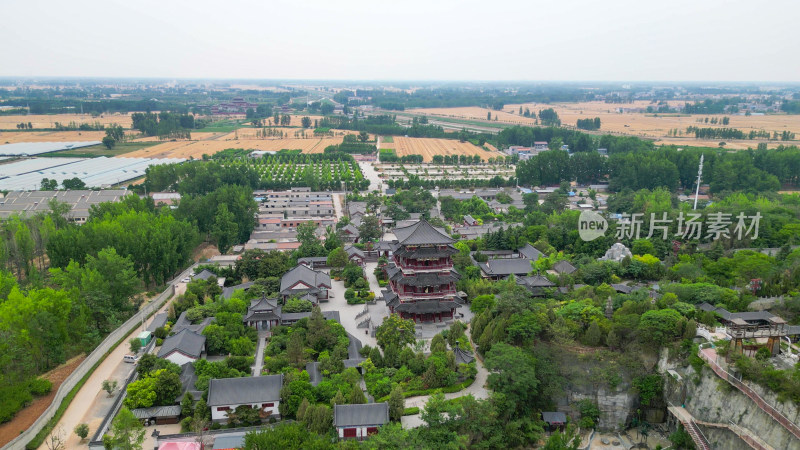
552,260,577,274
131,405,181,419
518,244,544,261
479,258,533,276
518,275,555,288
391,270,460,286
393,219,454,245
222,281,255,299
193,269,217,281
146,312,168,333
157,329,205,359
334,403,390,427
280,265,331,294
345,245,365,259
542,411,567,424
207,374,283,407
395,300,459,314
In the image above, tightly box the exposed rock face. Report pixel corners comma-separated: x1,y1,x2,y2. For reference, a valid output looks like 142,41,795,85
563,384,637,431
599,243,632,262
682,366,800,449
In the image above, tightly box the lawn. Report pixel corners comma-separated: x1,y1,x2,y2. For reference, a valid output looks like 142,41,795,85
39,141,160,158
382,135,394,143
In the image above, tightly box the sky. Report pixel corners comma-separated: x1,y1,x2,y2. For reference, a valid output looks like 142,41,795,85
2,0,799,82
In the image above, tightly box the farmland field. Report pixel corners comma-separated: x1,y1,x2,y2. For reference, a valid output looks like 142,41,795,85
410,101,800,150
0,113,134,129
222,153,369,190
0,130,107,144
123,137,344,159
392,137,503,162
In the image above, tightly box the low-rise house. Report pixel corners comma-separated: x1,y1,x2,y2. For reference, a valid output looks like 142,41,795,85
477,258,533,280
333,403,390,440
207,374,284,423
146,312,168,333
157,329,206,366
517,274,556,296
280,265,332,302
552,260,577,275
242,297,282,330
131,405,182,426
463,215,478,226
298,256,328,269
340,224,361,243
345,245,365,266
518,243,544,261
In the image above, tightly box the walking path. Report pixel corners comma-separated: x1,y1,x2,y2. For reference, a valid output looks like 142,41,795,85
699,347,800,441
46,268,194,449
252,330,269,376
401,326,490,429
358,160,383,192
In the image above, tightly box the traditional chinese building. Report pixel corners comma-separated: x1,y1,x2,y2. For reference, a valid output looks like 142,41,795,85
383,220,461,322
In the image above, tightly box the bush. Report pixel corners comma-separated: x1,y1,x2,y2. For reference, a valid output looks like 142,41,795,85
344,289,355,300
403,407,420,415
347,296,366,305
29,378,53,396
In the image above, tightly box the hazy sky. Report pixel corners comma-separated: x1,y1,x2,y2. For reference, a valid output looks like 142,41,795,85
2,0,798,82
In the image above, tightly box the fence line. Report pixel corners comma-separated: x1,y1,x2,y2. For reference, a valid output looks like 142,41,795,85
699,349,800,441
3,265,194,450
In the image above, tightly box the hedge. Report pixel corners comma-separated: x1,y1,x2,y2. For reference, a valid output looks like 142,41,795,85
376,376,476,403
403,407,420,416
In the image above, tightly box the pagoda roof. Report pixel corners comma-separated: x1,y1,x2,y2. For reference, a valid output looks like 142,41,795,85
393,219,454,245
394,245,457,259
390,270,460,286
395,300,459,314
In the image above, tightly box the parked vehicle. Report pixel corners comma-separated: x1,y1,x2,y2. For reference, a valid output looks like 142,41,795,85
123,354,139,364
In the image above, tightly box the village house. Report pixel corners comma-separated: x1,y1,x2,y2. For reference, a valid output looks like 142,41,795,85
207,375,284,422
157,329,206,366
333,403,390,440
280,265,332,303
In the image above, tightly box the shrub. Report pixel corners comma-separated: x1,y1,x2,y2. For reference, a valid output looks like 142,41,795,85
403,407,420,415
29,378,53,396
344,289,355,300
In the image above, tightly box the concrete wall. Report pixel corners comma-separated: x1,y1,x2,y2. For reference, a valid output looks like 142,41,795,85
3,265,194,450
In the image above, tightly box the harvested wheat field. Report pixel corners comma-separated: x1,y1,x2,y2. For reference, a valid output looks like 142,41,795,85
124,137,344,159
223,128,358,140
0,113,133,129
0,130,107,144
412,106,538,127
218,114,325,128
130,132,224,142
393,137,503,162
413,102,800,149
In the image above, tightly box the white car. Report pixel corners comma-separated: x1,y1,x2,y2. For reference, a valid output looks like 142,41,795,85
181,277,192,283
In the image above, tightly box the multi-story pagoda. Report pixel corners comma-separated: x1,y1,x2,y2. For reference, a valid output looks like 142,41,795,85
383,219,461,322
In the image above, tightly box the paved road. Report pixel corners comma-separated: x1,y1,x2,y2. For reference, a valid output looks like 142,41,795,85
47,269,194,449
401,325,490,429
252,330,269,376
319,277,380,349
358,160,383,192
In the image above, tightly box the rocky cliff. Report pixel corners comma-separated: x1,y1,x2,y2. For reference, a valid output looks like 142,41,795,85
678,365,800,449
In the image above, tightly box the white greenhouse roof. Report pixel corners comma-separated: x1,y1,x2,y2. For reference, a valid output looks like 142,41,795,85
0,141,101,156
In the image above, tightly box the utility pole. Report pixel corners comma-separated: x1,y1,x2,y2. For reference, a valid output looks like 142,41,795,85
693,154,704,210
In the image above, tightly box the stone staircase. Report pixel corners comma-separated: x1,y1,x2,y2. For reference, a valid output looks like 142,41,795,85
357,317,371,329
667,406,711,450
699,347,800,441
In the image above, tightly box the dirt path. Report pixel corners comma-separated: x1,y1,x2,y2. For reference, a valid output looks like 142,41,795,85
45,280,190,449
0,356,85,447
